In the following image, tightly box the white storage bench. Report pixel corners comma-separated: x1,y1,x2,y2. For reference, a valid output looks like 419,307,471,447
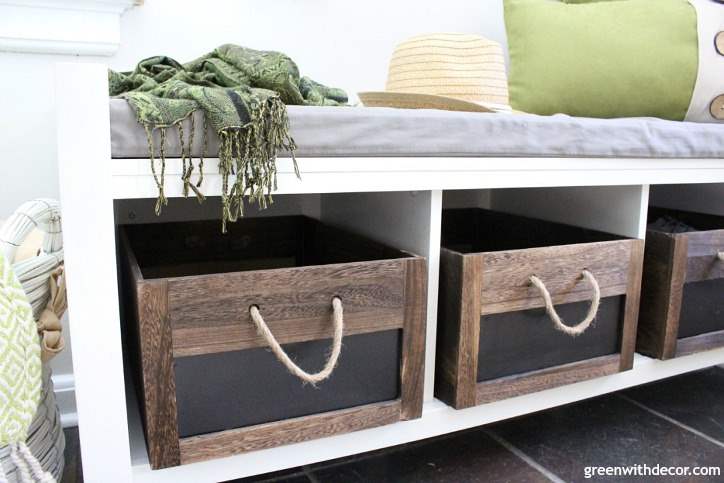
56,63,724,483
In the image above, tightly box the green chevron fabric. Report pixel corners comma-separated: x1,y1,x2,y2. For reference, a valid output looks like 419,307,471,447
0,251,41,447
110,44,348,231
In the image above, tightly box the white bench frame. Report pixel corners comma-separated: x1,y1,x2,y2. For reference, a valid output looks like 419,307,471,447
56,63,724,483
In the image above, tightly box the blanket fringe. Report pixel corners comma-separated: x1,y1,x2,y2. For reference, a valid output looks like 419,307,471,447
178,115,205,204
145,101,296,232
144,124,168,216
217,96,298,233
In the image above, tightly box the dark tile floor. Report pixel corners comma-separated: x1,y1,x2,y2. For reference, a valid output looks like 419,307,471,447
62,367,724,483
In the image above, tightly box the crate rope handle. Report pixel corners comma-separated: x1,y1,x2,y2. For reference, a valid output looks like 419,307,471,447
249,297,344,384
529,269,601,337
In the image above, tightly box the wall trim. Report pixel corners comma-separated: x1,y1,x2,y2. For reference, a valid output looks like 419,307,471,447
52,373,78,428
0,0,136,56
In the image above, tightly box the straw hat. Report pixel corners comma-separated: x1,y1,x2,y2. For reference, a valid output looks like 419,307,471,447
359,33,511,113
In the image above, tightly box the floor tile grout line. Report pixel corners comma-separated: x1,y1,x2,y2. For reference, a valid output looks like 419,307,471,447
617,394,724,449
483,428,567,483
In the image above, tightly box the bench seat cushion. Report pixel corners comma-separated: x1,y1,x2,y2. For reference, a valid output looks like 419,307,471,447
110,100,724,159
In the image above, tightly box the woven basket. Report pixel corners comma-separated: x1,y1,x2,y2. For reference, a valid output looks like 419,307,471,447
0,199,66,481
0,369,65,482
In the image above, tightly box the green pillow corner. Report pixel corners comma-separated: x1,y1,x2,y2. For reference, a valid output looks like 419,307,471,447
503,0,699,120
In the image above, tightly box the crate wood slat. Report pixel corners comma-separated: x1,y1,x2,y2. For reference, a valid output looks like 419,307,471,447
435,209,643,409
620,239,645,370
475,354,621,404
178,400,402,465
435,249,482,409
685,230,724,283
636,231,688,359
400,258,428,420
120,230,182,469
135,280,182,469
676,329,724,358
168,260,407,357
479,240,632,316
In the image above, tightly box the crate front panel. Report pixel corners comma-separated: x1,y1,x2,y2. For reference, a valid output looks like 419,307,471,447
175,329,402,438
435,232,642,409
477,296,623,382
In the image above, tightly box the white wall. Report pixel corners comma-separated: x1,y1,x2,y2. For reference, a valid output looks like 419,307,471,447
0,0,507,422
112,0,507,100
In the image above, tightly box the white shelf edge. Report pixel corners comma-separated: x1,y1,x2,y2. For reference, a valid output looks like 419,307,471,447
129,348,724,483
111,157,724,199
0,0,135,56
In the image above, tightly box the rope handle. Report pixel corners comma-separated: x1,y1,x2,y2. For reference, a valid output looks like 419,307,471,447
249,297,344,384
529,269,601,337
717,251,723,261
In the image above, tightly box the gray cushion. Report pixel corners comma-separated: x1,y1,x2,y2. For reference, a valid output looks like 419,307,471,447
110,99,724,159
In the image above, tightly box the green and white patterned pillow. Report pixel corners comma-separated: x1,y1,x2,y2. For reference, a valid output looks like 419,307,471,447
0,251,53,482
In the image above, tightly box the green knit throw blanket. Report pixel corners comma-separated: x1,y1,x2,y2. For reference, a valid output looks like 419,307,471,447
109,44,347,231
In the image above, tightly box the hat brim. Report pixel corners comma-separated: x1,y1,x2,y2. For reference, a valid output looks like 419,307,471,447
357,91,511,113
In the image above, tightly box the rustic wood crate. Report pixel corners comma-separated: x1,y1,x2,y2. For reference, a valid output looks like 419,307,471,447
637,207,724,360
435,208,644,408
119,216,426,469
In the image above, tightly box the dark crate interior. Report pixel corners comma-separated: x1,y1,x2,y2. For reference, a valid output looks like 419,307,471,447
647,206,724,233
123,215,412,279
441,208,625,254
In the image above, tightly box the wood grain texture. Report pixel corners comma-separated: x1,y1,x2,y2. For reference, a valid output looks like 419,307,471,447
639,207,724,359
684,229,724,283
178,400,401,465
475,354,621,404
619,239,644,371
121,217,424,468
135,279,181,469
438,210,639,408
400,258,427,420
676,329,724,358
637,231,688,360
434,250,482,409
169,259,407,357
478,240,633,315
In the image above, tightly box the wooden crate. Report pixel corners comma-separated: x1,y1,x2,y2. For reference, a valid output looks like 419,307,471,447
637,207,724,359
119,216,427,469
435,209,644,408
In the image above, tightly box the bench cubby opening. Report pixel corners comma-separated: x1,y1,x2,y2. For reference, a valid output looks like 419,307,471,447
115,194,427,469
436,188,645,408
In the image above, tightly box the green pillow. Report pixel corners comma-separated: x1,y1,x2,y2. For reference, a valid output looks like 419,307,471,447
504,0,699,120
